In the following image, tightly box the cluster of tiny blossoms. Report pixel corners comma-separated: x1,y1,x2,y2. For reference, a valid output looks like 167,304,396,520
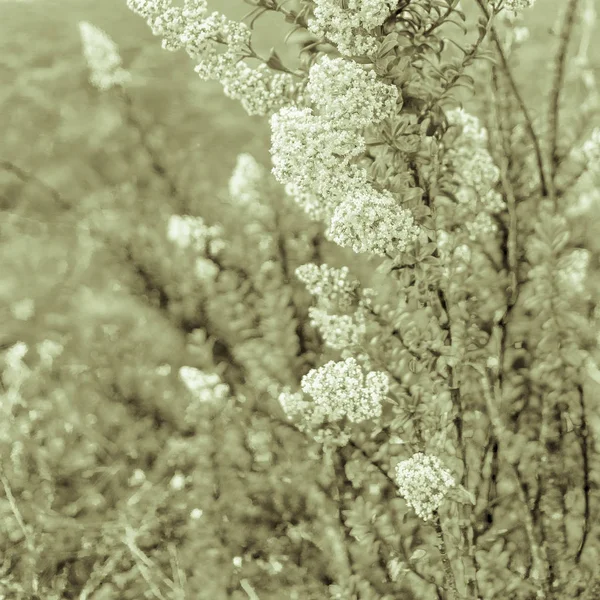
308,0,397,56
556,248,591,296
166,214,223,254
179,366,230,424
297,262,373,351
78,21,131,90
395,453,456,521
582,128,600,175
126,0,296,115
307,55,399,128
443,108,505,240
271,57,419,256
502,0,536,15
295,263,360,311
179,366,229,402
279,357,389,425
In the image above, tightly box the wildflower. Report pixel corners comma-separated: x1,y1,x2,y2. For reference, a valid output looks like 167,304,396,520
36,339,64,369
221,63,296,117
327,188,420,256
296,263,360,311
308,0,397,56
179,367,229,403
228,153,269,206
10,298,35,321
582,128,600,171
307,307,367,350
395,453,456,521
502,0,536,15
557,248,590,295
190,508,204,519
170,472,186,490
307,56,399,128
166,214,222,253
270,106,366,197
78,21,131,91
300,357,389,423
194,257,219,281
465,212,498,241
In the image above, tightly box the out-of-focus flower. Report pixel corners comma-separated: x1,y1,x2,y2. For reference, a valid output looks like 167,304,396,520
10,298,35,321
78,21,131,91
502,0,536,15
296,263,360,312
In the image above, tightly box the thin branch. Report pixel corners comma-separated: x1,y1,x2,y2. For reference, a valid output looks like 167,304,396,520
575,383,590,562
433,512,459,600
473,0,553,201
0,159,71,211
548,0,580,179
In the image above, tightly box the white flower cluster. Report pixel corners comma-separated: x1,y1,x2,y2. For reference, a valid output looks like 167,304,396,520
295,263,360,311
395,453,456,521
36,339,64,370
271,106,367,202
127,0,295,115
166,214,223,254
444,108,505,239
502,0,536,15
78,21,132,91
179,366,229,423
297,262,373,350
557,248,590,295
307,55,399,128
229,153,267,205
582,128,600,173
1,343,30,413
271,58,419,256
329,188,420,255
308,307,368,351
308,0,397,56
300,357,388,423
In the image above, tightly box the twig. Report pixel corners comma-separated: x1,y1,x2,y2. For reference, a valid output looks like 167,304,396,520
0,159,71,211
433,512,459,600
473,0,553,201
548,0,580,179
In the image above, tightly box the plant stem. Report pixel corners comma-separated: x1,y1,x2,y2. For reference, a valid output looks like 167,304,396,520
548,0,580,180
433,512,459,600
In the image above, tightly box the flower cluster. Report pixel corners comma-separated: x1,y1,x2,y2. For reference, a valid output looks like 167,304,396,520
395,453,456,521
443,108,505,239
300,357,388,423
78,21,131,91
502,0,536,15
307,307,368,351
270,59,419,255
126,0,296,115
329,188,420,256
179,366,229,423
308,0,397,56
270,106,367,201
295,263,360,311
582,127,600,174
307,55,399,128
166,214,223,254
228,153,269,207
556,248,591,296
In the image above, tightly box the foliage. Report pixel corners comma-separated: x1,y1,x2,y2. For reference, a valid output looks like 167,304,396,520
2,0,600,599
